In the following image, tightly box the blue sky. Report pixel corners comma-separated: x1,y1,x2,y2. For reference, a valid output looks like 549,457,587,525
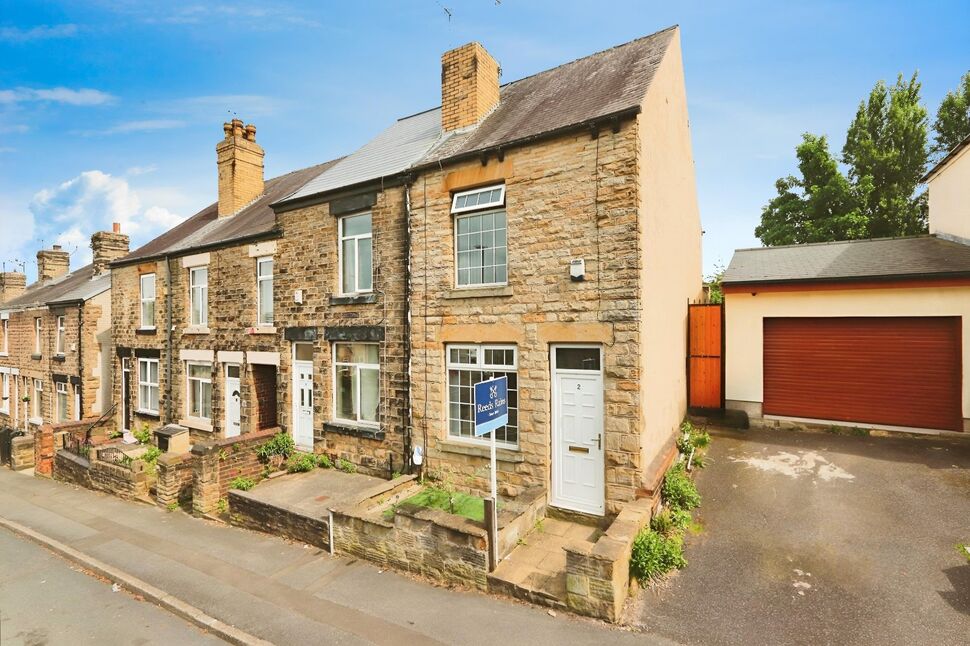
1,1,967,282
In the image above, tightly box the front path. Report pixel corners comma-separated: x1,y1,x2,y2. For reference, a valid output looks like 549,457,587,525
627,427,970,645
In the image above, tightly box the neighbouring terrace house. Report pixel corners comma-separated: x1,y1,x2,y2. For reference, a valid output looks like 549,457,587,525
109,119,340,443
267,26,702,513
0,229,127,437
722,132,970,434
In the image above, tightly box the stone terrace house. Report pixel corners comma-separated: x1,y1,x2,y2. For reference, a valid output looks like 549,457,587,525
109,120,339,442
271,25,703,515
0,229,129,433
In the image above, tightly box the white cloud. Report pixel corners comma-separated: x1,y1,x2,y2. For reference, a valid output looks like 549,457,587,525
0,24,78,42
0,196,36,272
125,165,158,176
27,171,185,266
53,227,92,266
159,94,286,119
77,119,186,136
0,87,115,106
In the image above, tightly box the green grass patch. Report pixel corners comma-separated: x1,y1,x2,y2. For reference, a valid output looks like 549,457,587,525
399,486,485,522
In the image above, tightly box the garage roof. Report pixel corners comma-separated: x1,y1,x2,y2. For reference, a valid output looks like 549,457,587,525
723,235,970,285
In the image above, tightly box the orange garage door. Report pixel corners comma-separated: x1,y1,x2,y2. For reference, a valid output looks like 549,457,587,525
763,317,963,432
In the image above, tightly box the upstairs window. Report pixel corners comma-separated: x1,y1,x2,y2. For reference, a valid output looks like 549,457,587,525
34,318,41,354
1,319,7,353
189,267,208,327
140,273,156,328
56,315,66,355
339,212,373,294
452,185,507,287
257,257,273,326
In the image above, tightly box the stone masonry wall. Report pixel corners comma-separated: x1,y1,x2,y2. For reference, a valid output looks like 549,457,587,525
156,452,196,508
409,122,644,513
191,426,278,515
53,449,150,502
274,187,408,476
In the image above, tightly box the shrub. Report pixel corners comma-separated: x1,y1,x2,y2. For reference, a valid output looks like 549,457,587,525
337,458,357,474
651,507,693,535
286,452,316,473
317,454,333,469
256,432,295,462
141,446,162,466
662,463,701,511
630,528,687,585
133,424,153,445
230,476,257,491
958,543,970,565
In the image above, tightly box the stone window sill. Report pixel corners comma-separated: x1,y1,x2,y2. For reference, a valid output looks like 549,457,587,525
136,409,160,419
53,354,66,362
247,326,277,335
330,293,378,306
183,327,210,335
179,417,213,433
437,439,524,463
324,421,385,441
28,417,43,426
0,352,8,357
31,353,41,360
135,327,157,336
443,285,513,300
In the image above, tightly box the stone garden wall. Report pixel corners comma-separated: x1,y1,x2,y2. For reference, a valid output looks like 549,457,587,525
191,426,278,515
156,451,196,508
53,449,151,502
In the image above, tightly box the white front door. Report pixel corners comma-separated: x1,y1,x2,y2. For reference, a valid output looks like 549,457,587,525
292,354,314,451
121,358,131,433
225,364,241,438
551,345,605,516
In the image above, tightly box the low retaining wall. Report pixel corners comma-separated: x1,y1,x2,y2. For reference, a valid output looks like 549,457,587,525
230,491,331,549
496,486,546,560
35,418,114,477
191,427,279,516
564,497,653,622
53,450,150,502
156,452,195,508
11,434,35,470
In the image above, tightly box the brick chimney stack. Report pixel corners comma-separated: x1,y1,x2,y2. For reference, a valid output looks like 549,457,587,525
91,223,130,275
0,271,26,304
216,118,264,218
441,42,500,132
37,245,70,282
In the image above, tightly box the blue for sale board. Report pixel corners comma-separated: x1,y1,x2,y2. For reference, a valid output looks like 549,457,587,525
474,376,509,437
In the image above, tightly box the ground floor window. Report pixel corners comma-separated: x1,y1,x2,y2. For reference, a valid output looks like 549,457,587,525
56,382,69,422
74,384,81,421
33,379,42,419
333,343,379,426
138,359,159,414
0,373,9,414
446,344,518,446
186,362,212,420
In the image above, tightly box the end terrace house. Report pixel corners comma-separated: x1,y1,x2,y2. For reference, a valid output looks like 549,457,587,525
270,25,704,514
0,229,128,432
109,119,340,442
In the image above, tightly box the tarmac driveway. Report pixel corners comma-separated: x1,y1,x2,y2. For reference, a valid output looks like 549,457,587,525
626,427,970,645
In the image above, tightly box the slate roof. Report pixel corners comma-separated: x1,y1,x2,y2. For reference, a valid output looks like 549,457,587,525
1,264,109,311
723,236,970,285
116,158,342,266
278,26,677,206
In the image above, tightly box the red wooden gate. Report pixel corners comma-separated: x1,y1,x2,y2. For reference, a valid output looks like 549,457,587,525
688,303,723,409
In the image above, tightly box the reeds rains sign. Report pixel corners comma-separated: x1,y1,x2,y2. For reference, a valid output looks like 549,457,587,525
474,376,509,437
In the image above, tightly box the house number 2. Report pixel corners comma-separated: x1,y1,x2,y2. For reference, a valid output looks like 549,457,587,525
576,383,582,390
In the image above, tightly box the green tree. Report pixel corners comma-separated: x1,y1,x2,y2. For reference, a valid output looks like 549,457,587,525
756,134,864,245
931,71,970,158
842,73,928,238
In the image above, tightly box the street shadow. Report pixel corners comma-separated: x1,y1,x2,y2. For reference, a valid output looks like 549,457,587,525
940,563,970,615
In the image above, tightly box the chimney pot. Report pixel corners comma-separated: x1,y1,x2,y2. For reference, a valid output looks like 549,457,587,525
113,222,121,234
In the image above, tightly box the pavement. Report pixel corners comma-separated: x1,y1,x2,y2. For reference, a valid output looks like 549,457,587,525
0,528,224,645
626,427,970,645
0,469,671,646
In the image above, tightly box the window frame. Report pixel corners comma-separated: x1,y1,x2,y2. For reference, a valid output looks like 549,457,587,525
74,383,81,421
189,266,208,327
451,184,506,214
34,317,41,354
337,212,374,296
55,315,66,355
185,361,213,422
1,319,8,354
32,378,42,419
0,372,9,414
140,273,156,329
453,207,509,288
137,358,160,415
256,257,274,327
445,343,519,448
56,381,69,422
331,342,380,428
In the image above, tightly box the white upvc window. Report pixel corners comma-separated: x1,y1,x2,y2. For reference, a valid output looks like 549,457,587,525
140,273,156,328
256,257,273,326
0,372,9,414
74,383,81,421
56,315,66,355
138,358,160,414
34,317,41,354
332,342,379,426
446,344,518,447
32,379,42,419
189,266,208,326
451,184,507,288
1,319,8,353
186,362,212,420
338,212,373,295
56,381,68,422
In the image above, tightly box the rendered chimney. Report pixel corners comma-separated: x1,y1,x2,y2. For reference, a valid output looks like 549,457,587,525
0,272,26,304
216,118,265,218
441,42,500,132
37,245,70,282
91,223,130,275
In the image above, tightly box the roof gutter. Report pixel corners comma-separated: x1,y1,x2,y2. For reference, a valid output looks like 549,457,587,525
723,271,970,290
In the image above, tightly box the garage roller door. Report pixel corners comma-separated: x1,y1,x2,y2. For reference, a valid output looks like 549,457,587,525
763,317,962,431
